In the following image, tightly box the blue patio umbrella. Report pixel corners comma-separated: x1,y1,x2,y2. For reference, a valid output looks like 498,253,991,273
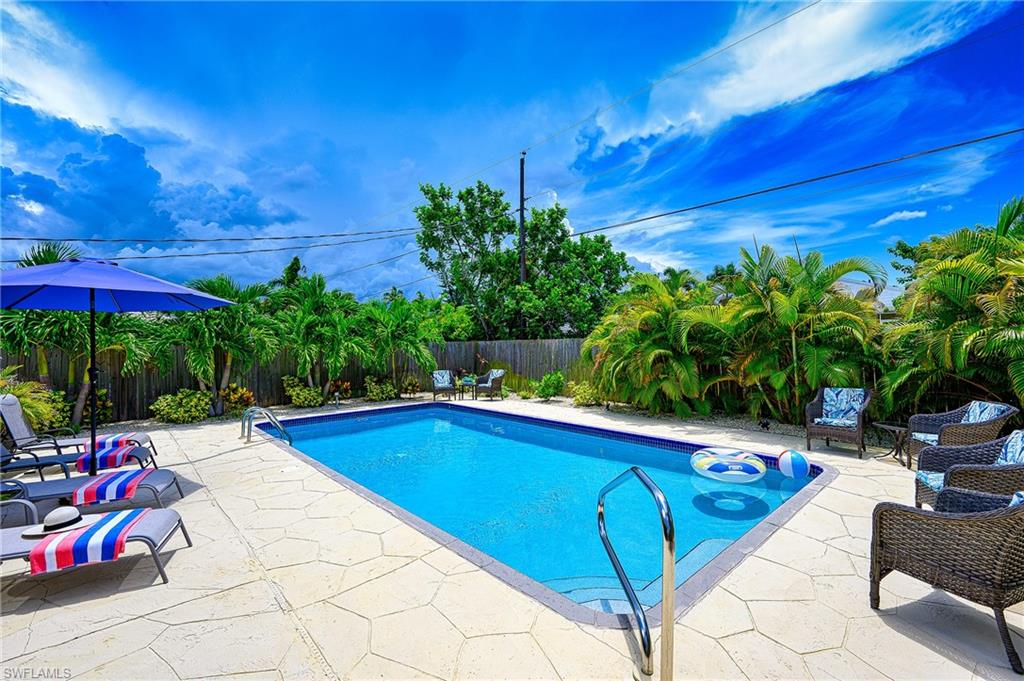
1,259,232,475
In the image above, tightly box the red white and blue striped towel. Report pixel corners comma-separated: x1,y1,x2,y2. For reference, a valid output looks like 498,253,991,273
84,433,141,452
72,469,154,506
29,509,150,575
74,446,138,473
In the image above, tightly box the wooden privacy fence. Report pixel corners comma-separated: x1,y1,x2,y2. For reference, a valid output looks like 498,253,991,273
2,338,588,422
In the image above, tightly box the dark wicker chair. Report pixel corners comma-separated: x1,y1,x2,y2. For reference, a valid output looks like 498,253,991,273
431,370,456,401
475,369,505,400
870,487,1024,674
914,434,1024,508
805,388,872,457
907,401,1018,466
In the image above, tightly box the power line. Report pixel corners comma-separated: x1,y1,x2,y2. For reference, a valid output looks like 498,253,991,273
573,127,1024,237
0,232,420,264
338,250,418,275
0,227,419,244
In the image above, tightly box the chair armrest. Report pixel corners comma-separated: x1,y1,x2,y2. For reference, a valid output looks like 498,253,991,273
946,463,1024,497
805,391,823,423
935,487,1013,514
41,427,78,437
909,405,966,433
917,438,1004,472
0,498,38,525
1,479,30,499
0,457,70,479
856,391,873,427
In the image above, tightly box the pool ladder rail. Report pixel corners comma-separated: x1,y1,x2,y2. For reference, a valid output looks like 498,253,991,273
240,407,293,445
597,466,675,680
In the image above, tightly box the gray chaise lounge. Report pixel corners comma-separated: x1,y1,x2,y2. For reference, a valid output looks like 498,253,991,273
2,442,155,481
0,394,159,456
0,499,192,584
1,467,184,509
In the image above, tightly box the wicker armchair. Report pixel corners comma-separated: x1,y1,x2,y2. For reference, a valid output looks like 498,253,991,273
431,370,456,401
805,388,872,457
907,401,1018,465
870,487,1024,674
475,369,505,400
914,434,1024,508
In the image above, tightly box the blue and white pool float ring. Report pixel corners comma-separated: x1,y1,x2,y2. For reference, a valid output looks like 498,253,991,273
690,447,767,484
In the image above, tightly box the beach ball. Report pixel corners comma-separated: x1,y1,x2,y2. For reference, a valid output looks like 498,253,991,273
778,449,810,479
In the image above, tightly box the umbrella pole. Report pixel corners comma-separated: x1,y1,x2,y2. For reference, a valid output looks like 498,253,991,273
88,289,98,476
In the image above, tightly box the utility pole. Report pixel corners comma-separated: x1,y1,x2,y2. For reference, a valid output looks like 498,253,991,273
518,150,527,283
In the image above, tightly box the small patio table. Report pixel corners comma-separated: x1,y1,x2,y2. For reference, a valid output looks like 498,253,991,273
873,421,910,469
457,378,476,400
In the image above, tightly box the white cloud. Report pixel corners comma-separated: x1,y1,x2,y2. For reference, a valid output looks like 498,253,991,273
16,198,44,215
871,210,927,227
938,204,954,212
593,2,1008,151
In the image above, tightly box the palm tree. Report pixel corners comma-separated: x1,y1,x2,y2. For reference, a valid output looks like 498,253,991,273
362,296,440,390
881,197,1024,411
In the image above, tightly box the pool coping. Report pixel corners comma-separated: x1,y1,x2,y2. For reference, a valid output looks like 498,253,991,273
257,401,839,629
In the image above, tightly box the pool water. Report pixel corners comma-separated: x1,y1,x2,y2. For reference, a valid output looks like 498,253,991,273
273,405,814,613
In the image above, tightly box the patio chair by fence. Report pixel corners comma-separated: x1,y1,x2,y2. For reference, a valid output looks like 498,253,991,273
870,487,1024,674
475,369,506,400
431,370,456,400
805,387,872,457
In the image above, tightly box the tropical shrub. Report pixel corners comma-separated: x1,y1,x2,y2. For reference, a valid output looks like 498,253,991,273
219,383,256,416
326,379,352,399
364,376,398,402
536,371,565,401
585,245,885,422
43,390,75,432
568,380,601,407
282,375,323,407
0,366,57,430
81,387,114,425
516,381,538,399
402,375,421,396
150,389,213,424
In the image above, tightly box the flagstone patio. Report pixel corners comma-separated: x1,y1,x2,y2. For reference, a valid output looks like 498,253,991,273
2,398,1021,680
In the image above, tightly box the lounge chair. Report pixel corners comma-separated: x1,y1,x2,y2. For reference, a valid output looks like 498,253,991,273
914,430,1024,508
431,370,456,400
870,487,1024,674
0,499,192,584
475,369,505,400
907,400,1018,466
805,387,872,457
0,394,159,456
1,468,184,509
2,442,155,481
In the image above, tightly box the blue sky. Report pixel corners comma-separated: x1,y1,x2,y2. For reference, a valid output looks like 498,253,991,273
2,1,1022,301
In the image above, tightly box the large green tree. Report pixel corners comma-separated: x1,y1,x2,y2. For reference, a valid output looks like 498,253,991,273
414,181,632,340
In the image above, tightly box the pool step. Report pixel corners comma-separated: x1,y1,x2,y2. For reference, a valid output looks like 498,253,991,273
546,537,736,611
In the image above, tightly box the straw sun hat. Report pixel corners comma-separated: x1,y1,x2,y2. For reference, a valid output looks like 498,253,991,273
21,506,103,538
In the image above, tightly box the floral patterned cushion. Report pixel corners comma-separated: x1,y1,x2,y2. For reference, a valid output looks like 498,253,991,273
813,417,856,428
996,430,1024,466
911,432,939,445
822,388,865,422
480,369,506,387
432,370,453,388
961,400,1011,424
915,470,945,492
1010,491,1024,508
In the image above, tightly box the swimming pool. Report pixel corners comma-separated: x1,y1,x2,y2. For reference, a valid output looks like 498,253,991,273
261,403,830,621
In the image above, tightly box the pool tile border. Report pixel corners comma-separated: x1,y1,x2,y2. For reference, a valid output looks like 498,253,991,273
258,401,838,629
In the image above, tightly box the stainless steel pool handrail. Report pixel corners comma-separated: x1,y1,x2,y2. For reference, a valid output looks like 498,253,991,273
597,466,675,680
240,407,292,445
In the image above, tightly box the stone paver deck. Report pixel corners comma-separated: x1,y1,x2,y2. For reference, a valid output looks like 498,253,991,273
2,398,1021,680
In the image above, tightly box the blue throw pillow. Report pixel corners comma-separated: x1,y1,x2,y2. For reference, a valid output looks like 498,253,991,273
962,400,1011,424
432,370,453,388
823,388,865,421
997,430,1024,466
